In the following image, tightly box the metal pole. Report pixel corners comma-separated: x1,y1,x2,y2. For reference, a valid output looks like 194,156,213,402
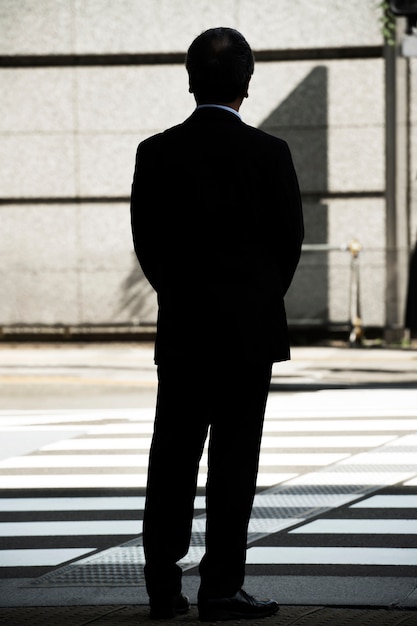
301,241,364,346
384,17,410,342
347,240,363,347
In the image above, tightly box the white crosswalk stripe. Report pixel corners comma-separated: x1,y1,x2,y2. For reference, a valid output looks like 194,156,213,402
1,388,417,579
244,490,417,575
0,520,143,537
0,549,94,568
246,547,417,566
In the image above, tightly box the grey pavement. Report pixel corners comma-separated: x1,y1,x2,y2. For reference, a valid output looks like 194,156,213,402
0,340,417,393
1,340,417,624
1,602,417,625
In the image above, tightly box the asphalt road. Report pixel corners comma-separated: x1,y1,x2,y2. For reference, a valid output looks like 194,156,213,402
2,341,417,624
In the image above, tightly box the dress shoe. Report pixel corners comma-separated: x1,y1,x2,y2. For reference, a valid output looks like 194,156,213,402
149,592,190,619
198,588,279,621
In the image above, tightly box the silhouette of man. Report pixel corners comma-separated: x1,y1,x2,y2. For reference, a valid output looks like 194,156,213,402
131,27,304,621
405,239,417,333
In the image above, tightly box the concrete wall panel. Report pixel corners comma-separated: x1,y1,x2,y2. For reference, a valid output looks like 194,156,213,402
74,0,236,54
327,198,385,326
78,203,133,270
247,60,384,128
0,270,80,325
0,58,385,201
77,133,139,198
0,201,158,325
0,0,383,56
0,204,80,324
0,135,76,198
0,69,75,132
76,202,158,323
0,0,73,55
0,205,78,270
79,268,157,325
285,259,329,322
239,0,382,50
76,66,191,133
328,127,384,192
266,126,384,195
286,197,385,327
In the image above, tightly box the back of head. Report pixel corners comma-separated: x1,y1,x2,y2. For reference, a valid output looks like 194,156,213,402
186,27,254,104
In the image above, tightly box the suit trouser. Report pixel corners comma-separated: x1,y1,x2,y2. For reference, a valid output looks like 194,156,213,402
143,358,273,601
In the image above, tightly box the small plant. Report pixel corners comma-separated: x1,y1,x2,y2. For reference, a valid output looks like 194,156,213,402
378,1,396,45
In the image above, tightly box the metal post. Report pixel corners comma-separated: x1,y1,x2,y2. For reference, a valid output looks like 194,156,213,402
347,239,363,347
301,241,364,346
384,18,410,342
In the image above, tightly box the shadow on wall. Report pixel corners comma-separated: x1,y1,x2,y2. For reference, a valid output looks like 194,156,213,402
259,66,329,323
119,253,157,324
121,66,329,325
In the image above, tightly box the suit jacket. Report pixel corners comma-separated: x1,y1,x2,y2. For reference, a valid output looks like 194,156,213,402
131,106,304,364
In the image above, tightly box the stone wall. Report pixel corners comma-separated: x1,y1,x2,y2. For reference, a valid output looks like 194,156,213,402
0,0,414,332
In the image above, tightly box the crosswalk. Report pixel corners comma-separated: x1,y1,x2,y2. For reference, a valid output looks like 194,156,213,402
1,388,417,584
241,484,417,607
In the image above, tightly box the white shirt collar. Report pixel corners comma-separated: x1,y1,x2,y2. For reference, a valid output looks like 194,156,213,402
196,104,241,119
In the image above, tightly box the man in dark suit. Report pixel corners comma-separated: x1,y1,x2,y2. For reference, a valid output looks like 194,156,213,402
131,27,304,621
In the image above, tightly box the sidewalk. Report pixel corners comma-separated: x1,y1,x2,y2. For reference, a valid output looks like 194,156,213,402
1,340,416,388
1,602,417,625
275,343,417,389
1,342,417,624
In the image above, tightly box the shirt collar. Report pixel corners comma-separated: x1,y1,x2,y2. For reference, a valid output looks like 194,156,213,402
196,104,241,119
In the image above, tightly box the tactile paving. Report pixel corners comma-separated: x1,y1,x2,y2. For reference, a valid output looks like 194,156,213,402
30,483,372,588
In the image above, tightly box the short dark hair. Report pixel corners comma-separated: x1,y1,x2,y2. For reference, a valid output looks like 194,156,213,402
186,27,254,103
